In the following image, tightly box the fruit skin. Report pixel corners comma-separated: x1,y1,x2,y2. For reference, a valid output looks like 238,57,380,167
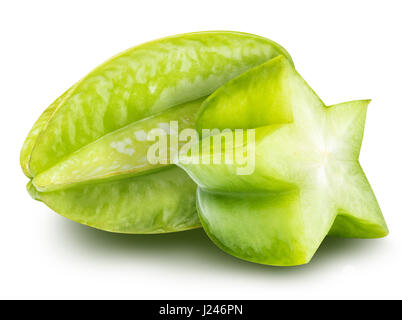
32,98,203,192
22,31,293,233
178,56,388,265
27,167,199,234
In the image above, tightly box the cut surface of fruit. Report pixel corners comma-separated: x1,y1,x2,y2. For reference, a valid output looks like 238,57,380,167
22,31,292,233
178,56,388,265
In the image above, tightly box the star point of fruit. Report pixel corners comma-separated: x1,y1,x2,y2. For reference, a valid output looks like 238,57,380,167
178,55,388,266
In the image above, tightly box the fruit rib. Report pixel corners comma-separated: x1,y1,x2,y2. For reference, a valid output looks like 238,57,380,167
28,167,199,234
20,85,77,177
178,56,388,265
33,98,203,192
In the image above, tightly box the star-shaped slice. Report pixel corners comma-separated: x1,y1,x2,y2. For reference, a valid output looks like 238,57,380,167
178,56,388,266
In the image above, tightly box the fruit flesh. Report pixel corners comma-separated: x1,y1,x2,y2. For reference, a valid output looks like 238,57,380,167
178,56,388,265
22,31,293,233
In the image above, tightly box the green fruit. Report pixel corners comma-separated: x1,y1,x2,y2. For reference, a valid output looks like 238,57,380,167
178,56,388,265
21,31,292,233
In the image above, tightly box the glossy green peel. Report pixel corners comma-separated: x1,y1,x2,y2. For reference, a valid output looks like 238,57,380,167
178,56,388,265
32,98,203,192
27,168,198,233
21,31,292,233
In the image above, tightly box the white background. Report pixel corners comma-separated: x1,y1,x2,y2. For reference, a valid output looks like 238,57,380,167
1,0,401,299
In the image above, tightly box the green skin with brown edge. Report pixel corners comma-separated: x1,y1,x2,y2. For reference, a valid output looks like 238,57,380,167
21,31,293,233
